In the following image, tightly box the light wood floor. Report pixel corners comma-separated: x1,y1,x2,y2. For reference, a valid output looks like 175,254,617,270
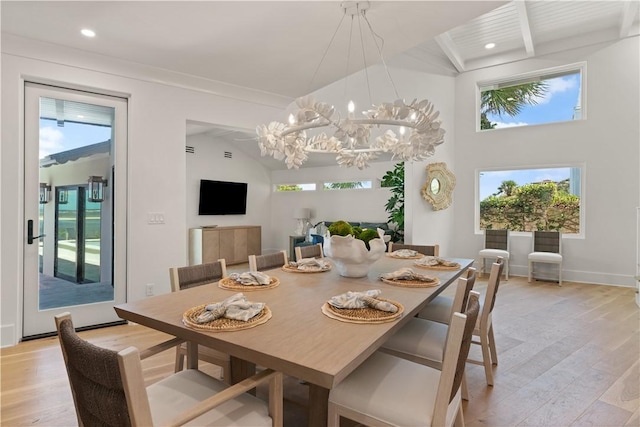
1,276,638,426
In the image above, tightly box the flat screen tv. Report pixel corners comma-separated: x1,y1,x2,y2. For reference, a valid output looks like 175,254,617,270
198,179,247,215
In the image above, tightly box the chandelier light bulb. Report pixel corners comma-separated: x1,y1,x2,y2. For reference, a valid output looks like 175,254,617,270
288,113,296,125
399,126,406,136
348,100,355,113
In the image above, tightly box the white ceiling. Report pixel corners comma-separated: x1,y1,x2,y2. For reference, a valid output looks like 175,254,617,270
3,1,638,170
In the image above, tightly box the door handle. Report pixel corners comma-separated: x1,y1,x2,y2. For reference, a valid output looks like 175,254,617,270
27,219,46,245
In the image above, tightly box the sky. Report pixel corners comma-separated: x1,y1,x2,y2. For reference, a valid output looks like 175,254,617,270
485,72,581,128
39,118,112,159
479,168,571,201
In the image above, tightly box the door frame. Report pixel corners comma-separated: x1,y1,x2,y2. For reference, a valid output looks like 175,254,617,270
23,82,128,338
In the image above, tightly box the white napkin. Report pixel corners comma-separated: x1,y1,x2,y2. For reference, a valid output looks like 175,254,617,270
229,271,271,285
380,267,436,282
416,256,459,267
391,249,419,258
328,289,398,313
289,258,330,271
196,293,265,323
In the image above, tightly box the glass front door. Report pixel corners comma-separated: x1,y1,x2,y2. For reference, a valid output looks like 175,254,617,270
24,83,127,337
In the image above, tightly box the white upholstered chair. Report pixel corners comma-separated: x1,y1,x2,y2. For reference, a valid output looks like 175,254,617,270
388,242,440,256
415,265,483,325
528,230,563,286
169,260,231,380
249,250,288,272
380,269,477,400
294,243,323,261
417,260,505,386
467,259,505,386
478,229,510,280
328,293,480,427
55,312,283,427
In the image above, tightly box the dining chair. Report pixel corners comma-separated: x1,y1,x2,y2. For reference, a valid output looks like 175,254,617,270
467,259,505,386
169,260,231,380
249,250,288,272
478,229,510,280
55,312,283,427
416,264,484,325
294,243,324,262
388,242,440,256
328,293,480,427
528,230,563,286
418,260,504,386
380,269,476,400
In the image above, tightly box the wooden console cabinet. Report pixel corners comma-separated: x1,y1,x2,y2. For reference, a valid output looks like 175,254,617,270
189,226,261,266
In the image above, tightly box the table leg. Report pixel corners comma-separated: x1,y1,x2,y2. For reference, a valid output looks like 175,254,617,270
230,356,257,395
186,341,199,369
308,384,329,427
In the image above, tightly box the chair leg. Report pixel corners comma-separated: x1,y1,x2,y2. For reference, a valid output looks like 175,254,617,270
461,371,469,401
505,259,509,280
453,405,465,427
488,324,498,366
528,261,533,283
222,362,232,385
174,347,184,372
558,264,563,287
480,331,494,386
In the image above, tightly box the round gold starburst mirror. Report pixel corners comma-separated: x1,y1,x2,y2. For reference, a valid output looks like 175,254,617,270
421,162,456,210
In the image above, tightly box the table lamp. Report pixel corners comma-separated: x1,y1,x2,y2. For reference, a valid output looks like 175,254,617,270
293,208,311,235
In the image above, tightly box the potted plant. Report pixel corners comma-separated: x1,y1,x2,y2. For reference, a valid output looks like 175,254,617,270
381,162,405,242
323,221,387,278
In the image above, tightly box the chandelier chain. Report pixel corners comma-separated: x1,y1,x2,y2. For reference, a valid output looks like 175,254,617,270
363,12,400,100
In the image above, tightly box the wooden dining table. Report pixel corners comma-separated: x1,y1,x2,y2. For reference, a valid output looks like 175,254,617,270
114,255,473,427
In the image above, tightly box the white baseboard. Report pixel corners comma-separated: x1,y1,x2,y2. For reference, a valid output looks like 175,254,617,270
1,324,16,347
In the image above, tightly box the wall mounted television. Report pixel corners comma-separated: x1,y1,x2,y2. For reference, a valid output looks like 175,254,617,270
198,179,248,215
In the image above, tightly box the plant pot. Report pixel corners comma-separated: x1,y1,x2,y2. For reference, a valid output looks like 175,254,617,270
323,228,387,278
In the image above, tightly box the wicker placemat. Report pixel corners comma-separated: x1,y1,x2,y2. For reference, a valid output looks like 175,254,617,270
380,277,440,288
281,264,331,274
413,262,460,270
386,252,424,260
182,304,272,331
218,276,280,291
321,298,404,324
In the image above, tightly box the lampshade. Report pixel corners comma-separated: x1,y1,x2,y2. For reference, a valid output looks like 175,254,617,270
293,208,311,219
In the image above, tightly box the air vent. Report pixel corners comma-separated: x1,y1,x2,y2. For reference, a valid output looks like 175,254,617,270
185,146,195,154
224,151,232,159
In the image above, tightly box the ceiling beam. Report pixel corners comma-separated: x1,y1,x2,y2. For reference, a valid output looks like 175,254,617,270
619,1,639,38
515,0,534,56
434,33,465,73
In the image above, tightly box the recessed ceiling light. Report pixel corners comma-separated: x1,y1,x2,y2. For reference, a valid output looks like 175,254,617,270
77,115,85,119
81,29,96,38
484,42,496,50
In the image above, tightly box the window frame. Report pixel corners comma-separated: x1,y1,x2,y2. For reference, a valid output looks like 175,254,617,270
476,62,587,132
475,163,586,239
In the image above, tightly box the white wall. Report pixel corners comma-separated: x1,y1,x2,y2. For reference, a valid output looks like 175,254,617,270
271,62,459,255
185,133,273,258
271,162,396,256
452,37,640,286
1,36,286,346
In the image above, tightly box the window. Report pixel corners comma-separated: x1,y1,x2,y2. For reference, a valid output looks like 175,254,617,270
275,183,316,192
478,166,582,235
479,64,584,130
323,181,372,190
